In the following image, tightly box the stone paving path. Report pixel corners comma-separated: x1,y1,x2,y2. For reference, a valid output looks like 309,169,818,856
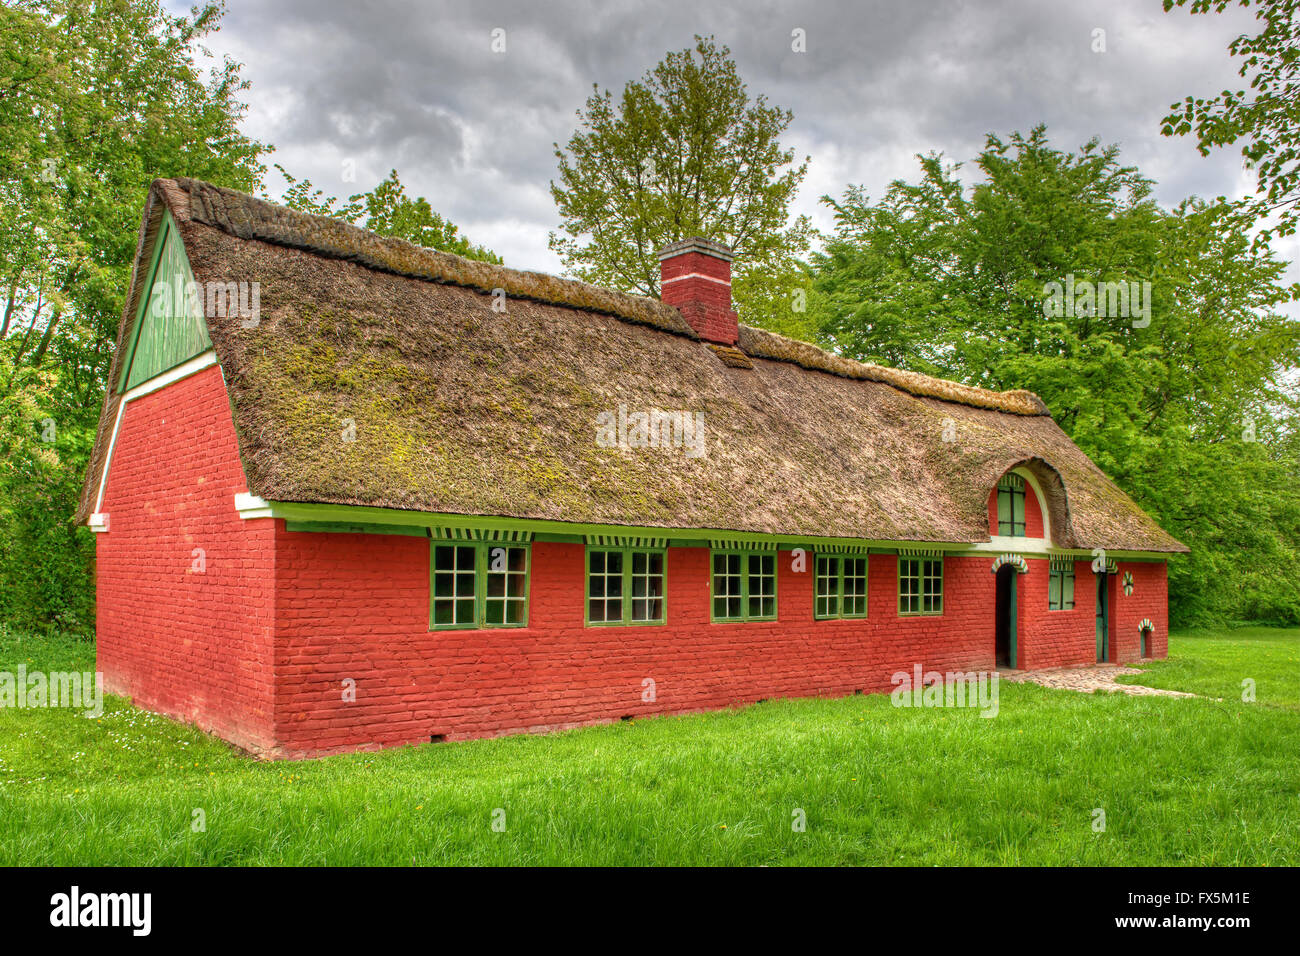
998,663,1200,698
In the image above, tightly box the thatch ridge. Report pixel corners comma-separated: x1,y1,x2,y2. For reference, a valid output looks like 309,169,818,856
737,325,1050,416
168,177,697,339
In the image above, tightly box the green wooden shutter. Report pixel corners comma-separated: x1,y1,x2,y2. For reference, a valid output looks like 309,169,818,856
119,211,212,391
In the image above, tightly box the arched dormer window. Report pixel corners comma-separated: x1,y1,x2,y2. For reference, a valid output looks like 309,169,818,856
996,474,1026,537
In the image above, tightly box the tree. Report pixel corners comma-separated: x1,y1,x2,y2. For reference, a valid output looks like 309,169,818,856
0,0,267,632
812,127,1300,625
1161,0,1300,244
549,35,811,328
273,166,501,263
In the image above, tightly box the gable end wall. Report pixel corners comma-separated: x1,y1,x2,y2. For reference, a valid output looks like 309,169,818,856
95,364,276,753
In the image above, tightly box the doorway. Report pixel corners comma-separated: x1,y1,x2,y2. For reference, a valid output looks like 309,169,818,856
1095,572,1109,662
995,565,1017,668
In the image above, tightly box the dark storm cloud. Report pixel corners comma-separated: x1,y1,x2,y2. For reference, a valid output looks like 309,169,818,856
194,0,1268,272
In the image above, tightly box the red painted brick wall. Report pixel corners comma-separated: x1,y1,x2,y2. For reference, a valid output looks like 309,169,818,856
1016,559,1096,669
1014,558,1168,668
1111,561,1168,662
271,540,1029,758
95,365,277,753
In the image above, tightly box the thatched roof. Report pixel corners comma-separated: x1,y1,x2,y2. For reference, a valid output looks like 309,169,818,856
78,178,1186,553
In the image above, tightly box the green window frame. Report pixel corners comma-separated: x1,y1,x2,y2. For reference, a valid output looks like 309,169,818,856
813,554,868,620
586,548,666,626
430,541,530,629
898,556,943,616
711,550,777,622
997,474,1026,537
1049,565,1075,611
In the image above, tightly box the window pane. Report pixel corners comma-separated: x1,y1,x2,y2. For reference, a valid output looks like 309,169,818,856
843,557,867,616
1049,571,1061,609
433,545,478,627
505,600,524,625
899,558,921,614
746,553,776,619
714,551,743,619
588,549,625,623
815,555,839,618
629,551,665,622
921,558,943,614
483,546,526,627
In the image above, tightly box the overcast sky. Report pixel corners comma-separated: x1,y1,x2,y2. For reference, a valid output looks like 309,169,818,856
183,0,1280,275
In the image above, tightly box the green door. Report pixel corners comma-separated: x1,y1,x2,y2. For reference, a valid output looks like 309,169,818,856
1095,573,1109,662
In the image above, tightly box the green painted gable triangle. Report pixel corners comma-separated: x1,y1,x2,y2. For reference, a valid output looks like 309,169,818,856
119,210,212,391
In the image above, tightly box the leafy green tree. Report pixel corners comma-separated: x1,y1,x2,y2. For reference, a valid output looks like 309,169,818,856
0,0,267,632
813,127,1300,625
272,166,502,263
549,35,811,327
1161,0,1300,243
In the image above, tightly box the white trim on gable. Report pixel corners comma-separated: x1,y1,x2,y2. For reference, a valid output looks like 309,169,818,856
234,492,273,519
1012,466,1053,544
122,350,217,402
90,349,220,527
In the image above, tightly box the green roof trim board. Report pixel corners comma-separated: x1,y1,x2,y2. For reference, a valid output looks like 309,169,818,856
118,209,211,391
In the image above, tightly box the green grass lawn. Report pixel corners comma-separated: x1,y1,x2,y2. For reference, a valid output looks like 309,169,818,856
1,625,1297,866
1115,626,1300,711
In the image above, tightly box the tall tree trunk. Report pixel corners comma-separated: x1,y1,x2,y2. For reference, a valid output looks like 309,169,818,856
30,306,62,366
0,276,20,338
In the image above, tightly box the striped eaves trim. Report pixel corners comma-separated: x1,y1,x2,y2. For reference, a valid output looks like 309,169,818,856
1049,556,1076,571
431,526,533,542
585,534,668,548
897,546,944,557
709,539,778,552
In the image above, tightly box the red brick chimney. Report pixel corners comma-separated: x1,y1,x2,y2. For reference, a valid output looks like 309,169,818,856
658,238,738,345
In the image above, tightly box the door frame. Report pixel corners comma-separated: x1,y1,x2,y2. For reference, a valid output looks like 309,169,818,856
1095,571,1109,662
995,564,1018,669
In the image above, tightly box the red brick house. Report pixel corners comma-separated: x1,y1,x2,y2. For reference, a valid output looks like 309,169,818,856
77,179,1186,758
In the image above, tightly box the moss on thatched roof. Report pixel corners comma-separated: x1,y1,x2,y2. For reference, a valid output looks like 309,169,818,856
78,178,1186,553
